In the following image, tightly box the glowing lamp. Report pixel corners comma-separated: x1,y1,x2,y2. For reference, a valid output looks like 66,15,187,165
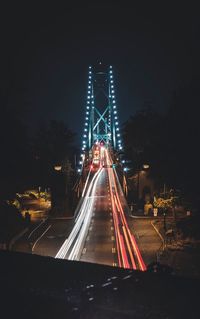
54,165,62,171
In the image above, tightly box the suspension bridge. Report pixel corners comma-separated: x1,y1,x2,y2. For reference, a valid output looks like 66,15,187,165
55,64,146,271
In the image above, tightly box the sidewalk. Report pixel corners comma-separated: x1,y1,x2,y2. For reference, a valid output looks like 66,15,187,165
153,218,200,278
129,217,162,266
128,208,200,278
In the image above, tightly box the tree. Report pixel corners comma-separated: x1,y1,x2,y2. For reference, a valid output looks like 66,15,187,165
32,120,76,186
123,81,200,210
0,104,32,198
123,106,165,186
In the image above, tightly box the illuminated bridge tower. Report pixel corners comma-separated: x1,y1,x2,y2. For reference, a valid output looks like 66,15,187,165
81,65,122,153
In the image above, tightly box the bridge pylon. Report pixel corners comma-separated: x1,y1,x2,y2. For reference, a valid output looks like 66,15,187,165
81,64,122,155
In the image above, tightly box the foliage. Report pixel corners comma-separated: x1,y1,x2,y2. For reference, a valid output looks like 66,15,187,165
0,105,32,198
153,196,177,209
0,200,24,240
177,215,200,240
31,120,76,187
123,80,200,208
0,105,76,198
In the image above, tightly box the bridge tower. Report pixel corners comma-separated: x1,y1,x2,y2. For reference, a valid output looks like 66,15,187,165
81,64,122,154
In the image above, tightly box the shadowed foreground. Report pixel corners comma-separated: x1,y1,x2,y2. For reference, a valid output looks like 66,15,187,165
0,251,199,318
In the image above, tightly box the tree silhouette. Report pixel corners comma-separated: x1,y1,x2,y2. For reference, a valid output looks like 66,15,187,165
123,81,200,209
32,120,76,187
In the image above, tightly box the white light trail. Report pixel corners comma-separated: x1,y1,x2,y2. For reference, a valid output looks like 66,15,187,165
81,168,92,198
55,168,103,260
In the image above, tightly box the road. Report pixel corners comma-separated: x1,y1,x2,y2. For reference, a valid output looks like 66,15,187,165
80,168,117,266
13,218,74,256
13,146,160,270
55,147,146,270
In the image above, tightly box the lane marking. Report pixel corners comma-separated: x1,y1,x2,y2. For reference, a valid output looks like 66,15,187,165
28,218,47,239
82,248,87,254
112,247,116,253
32,225,52,251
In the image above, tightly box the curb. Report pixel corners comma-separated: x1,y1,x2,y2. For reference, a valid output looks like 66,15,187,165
130,215,152,219
151,220,165,250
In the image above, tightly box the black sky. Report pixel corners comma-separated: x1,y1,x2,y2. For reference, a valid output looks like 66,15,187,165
1,2,200,142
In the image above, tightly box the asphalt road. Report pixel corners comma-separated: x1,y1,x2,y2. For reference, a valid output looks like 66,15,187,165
80,168,117,266
13,149,162,270
13,218,74,257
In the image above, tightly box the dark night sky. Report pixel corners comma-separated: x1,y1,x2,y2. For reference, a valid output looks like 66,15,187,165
1,2,200,144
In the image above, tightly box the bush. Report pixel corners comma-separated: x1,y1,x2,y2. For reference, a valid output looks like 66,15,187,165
177,215,200,240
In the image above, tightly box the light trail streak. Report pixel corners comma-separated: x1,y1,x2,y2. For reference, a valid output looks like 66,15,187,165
122,225,137,269
113,208,123,267
114,182,146,271
68,172,101,260
130,234,147,271
55,168,103,260
105,148,146,271
120,234,130,268
75,168,101,223
81,167,92,197
107,151,126,267
107,163,122,267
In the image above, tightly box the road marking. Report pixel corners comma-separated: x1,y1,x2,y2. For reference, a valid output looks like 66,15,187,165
32,225,52,251
86,236,90,241
82,248,87,254
112,247,116,253
112,263,117,267
89,226,93,231
111,226,114,231
111,236,115,241
28,218,47,239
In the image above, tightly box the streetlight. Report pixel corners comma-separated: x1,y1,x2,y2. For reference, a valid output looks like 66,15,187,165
123,167,128,196
54,165,62,172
